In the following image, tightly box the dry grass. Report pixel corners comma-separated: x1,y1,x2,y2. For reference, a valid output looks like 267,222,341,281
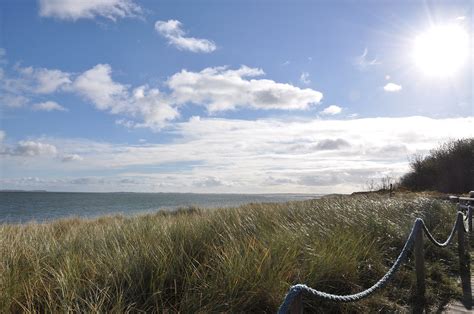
0,193,461,312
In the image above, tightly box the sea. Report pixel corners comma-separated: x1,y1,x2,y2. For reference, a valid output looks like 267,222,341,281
0,192,321,224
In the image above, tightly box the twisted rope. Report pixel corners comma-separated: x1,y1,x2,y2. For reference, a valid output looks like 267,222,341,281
421,212,463,247
278,219,422,313
278,207,470,313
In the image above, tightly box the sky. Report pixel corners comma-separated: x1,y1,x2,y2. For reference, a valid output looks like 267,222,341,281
0,0,472,193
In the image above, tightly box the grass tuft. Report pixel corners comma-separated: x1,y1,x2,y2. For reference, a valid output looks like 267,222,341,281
0,193,461,312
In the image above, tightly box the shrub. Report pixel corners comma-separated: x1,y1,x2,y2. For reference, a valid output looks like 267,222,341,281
400,138,474,193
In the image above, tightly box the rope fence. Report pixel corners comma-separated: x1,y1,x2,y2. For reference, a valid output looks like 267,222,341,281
278,192,474,314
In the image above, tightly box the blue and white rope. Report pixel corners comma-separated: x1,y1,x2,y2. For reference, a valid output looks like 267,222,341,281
421,212,463,247
278,208,470,313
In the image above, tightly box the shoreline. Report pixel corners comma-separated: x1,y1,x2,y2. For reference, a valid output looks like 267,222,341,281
0,192,324,225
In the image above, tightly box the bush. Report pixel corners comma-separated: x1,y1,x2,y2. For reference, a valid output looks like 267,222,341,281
400,138,474,193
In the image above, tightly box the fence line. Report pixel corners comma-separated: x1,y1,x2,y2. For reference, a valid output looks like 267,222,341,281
278,192,474,314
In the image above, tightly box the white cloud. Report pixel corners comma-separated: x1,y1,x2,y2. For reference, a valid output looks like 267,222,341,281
0,62,70,109
34,68,71,93
0,130,5,142
1,59,324,129
0,94,29,108
73,65,178,129
320,105,342,115
300,72,310,84
155,20,217,53
384,82,402,92
3,116,472,193
19,66,71,94
73,64,127,110
354,48,380,70
128,85,179,129
12,141,57,157
38,0,142,21
168,66,323,112
32,101,67,112
61,154,83,162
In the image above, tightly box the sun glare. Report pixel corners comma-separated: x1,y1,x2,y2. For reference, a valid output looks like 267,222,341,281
413,24,469,77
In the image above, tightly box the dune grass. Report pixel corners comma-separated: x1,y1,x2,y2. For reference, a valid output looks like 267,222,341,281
0,193,462,312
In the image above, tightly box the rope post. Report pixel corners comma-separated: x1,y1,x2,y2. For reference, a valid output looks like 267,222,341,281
469,206,473,235
469,191,474,233
290,292,302,314
457,213,472,309
468,205,473,248
414,222,425,306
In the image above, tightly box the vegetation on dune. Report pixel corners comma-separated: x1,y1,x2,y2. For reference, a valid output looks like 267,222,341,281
0,194,461,312
400,138,474,193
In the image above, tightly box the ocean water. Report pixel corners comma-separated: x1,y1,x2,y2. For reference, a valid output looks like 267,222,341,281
0,192,321,224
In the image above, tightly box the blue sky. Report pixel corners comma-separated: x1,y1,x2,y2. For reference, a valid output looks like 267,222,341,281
0,0,472,193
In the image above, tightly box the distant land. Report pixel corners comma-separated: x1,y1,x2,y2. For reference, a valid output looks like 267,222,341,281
0,190,48,193
0,190,322,195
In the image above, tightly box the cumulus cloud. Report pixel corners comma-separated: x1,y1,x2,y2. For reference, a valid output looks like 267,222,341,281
129,85,180,129
13,66,71,94
155,20,216,53
73,65,178,129
34,68,71,93
0,130,5,142
320,105,342,115
300,72,310,84
12,141,57,157
0,61,70,109
384,82,402,92
168,66,323,112
354,48,380,70
38,0,142,21
32,101,67,112
0,64,31,108
0,94,29,108
1,57,324,129
73,64,127,110
61,154,83,162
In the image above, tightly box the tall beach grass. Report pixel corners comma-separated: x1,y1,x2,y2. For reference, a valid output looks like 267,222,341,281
0,193,461,312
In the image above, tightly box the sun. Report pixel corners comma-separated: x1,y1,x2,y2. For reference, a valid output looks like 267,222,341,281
413,24,469,77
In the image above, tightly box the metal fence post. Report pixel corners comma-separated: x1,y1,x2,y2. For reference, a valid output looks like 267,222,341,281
414,225,425,305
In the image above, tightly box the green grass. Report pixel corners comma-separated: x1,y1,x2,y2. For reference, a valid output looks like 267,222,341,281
0,193,462,312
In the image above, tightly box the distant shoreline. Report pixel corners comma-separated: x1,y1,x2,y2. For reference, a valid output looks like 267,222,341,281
0,192,323,224
0,190,48,193
0,190,326,196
